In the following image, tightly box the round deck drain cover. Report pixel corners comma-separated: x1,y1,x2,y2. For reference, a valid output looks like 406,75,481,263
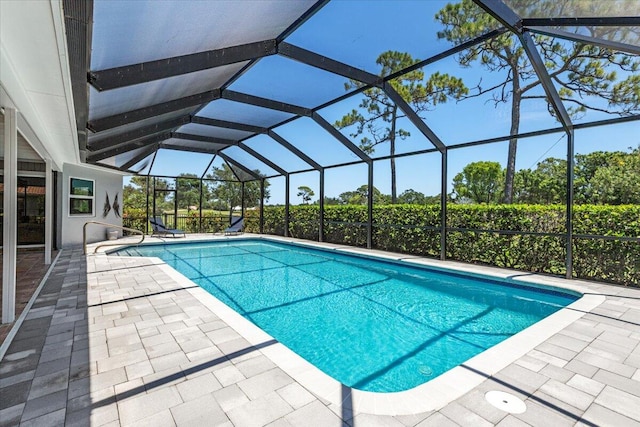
485,391,526,414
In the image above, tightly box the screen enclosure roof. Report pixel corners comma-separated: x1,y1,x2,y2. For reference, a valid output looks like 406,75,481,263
63,0,640,181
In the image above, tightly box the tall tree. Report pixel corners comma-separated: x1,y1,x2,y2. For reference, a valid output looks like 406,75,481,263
511,148,640,205
322,196,341,206
335,51,467,203
514,158,566,204
151,177,172,215
397,189,427,205
585,148,640,205
123,176,148,212
574,150,629,203
436,0,640,203
205,164,270,219
452,161,504,204
123,176,175,215
338,185,390,205
296,186,315,204
176,173,202,210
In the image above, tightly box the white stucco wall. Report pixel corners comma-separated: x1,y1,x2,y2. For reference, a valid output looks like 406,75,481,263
61,163,123,248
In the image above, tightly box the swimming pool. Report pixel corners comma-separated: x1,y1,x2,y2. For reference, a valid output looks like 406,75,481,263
114,239,579,393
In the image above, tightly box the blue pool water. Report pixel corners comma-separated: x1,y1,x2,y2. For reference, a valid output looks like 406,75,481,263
114,239,579,392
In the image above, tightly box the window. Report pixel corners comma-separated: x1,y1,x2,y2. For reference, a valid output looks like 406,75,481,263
69,177,94,216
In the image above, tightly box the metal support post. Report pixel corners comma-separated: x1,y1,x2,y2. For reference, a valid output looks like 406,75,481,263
145,176,150,234
199,178,203,232
260,179,265,234
367,162,373,249
319,169,325,242
151,177,156,230
241,181,246,219
173,179,178,229
285,174,290,237
440,149,448,261
566,131,575,279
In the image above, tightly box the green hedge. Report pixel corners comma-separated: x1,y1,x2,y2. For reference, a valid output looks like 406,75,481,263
192,214,228,233
255,204,639,287
446,204,567,275
572,205,640,285
122,208,148,235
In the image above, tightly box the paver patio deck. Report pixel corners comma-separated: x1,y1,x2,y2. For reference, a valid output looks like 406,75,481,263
0,234,639,426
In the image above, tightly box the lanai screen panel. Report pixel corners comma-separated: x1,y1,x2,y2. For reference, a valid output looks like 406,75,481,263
91,0,317,69
130,157,153,175
195,100,295,129
222,146,279,177
318,94,438,159
503,0,640,19
161,138,228,155
97,145,153,169
175,123,255,141
227,56,350,108
401,40,559,145
530,37,640,125
565,25,639,48
242,134,316,173
149,148,215,178
275,117,364,167
87,108,194,147
503,0,640,48
88,64,248,120
203,156,231,179
227,164,259,182
285,0,458,73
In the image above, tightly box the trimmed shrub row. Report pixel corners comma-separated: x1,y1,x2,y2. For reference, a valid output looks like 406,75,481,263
245,204,639,287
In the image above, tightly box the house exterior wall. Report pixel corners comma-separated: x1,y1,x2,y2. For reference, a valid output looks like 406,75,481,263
61,163,122,248
0,118,44,162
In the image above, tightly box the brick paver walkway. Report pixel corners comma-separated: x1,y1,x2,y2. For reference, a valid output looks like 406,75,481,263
0,236,638,426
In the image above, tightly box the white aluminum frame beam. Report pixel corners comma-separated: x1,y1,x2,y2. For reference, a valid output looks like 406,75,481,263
45,159,52,264
3,107,18,323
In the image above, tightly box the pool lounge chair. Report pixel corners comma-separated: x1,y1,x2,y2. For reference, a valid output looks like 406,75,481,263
149,216,186,238
224,217,244,235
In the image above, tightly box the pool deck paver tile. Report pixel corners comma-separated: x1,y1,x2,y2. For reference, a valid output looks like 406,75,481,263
415,412,460,427
439,402,494,427
226,391,293,427
577,403,640,427
494,415,530,427
0,235,639,426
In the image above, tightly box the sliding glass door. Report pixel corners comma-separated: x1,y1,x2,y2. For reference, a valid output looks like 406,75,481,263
0,175,46,246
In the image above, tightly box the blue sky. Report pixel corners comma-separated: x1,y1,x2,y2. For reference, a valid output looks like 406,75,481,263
134,0,639,205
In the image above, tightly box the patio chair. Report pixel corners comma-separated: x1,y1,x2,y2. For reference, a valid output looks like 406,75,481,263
224,217,244,235
149,216,186,238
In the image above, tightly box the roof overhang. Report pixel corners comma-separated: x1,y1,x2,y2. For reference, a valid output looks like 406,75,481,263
0,0,79,171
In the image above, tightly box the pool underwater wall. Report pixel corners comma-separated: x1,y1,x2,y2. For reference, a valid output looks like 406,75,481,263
111,236,581,301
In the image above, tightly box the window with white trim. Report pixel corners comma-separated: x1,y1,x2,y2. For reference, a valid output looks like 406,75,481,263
69,177,94,216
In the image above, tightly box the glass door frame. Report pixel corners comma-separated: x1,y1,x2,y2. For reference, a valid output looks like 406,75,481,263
0,170,48,248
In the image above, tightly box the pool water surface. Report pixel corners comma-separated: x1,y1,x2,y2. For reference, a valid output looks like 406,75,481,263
114,239,578,392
